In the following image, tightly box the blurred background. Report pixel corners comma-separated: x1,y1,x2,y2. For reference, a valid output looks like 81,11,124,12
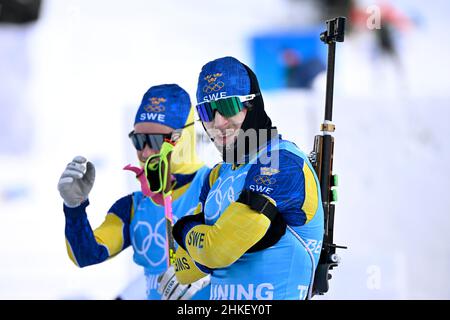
0,0,449,299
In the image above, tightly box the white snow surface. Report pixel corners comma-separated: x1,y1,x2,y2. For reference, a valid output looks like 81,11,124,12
0,0,449,299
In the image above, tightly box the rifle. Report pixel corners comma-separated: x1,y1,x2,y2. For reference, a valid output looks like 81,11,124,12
309,16,347,296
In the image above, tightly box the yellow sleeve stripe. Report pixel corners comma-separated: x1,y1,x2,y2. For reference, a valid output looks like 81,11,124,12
209,164,222,188
130,197,135,221
185,202,270,269
172,182,191,201
65,238,80,267
93,213,125,257
193,202,203,215
302,162,319,224
174,246,208,285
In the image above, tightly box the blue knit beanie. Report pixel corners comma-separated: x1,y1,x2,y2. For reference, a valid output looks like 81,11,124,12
134,84,191,129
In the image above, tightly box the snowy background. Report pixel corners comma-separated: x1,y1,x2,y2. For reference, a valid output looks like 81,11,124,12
0,0,449,299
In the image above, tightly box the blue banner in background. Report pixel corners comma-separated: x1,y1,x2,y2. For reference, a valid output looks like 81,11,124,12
251,27,327,91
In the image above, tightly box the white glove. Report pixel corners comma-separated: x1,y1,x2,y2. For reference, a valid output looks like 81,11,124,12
57,156,95,208
157,266,210,300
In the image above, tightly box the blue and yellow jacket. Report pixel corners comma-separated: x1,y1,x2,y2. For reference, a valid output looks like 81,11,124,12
64,111,211,299
174,137,324,300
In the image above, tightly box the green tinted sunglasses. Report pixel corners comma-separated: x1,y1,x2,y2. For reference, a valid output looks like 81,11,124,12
196,94,258,122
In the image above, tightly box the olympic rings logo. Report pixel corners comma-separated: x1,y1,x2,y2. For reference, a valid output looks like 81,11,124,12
132,204,197,268
254,175,276,185
203,81,225,93
144,104,166,113
132,218,167,267
205,172,247,221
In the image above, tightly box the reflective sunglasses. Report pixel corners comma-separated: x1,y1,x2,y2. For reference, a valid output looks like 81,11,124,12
128,122,193,151
196,94,258,122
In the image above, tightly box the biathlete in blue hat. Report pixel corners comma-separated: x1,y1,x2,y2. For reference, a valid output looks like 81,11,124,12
164,57,324,300
57,84,211,300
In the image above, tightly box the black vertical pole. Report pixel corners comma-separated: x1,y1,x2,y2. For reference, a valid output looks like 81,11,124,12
311,16,347,297
324,41,336,122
